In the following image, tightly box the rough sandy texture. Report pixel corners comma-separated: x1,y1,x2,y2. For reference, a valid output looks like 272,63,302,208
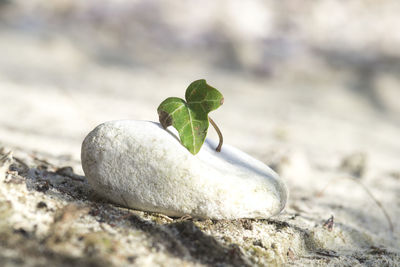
1,0,400,266
0,147,399,266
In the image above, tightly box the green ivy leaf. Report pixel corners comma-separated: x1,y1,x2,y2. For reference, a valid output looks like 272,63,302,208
157,79,224,155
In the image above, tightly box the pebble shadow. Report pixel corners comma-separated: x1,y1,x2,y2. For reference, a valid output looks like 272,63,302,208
10,156,93,202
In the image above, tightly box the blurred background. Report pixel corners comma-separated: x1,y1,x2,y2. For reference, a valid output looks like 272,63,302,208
0,0,399,176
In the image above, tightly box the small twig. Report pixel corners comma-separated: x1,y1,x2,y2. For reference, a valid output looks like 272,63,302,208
316,176,394,232
157,213,174,222
209,117,223,152
178,214,193,221
357,181,394,232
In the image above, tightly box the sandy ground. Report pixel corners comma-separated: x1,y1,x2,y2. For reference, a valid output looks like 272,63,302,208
0,1,400,266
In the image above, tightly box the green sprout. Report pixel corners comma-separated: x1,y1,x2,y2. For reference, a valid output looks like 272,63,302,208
157,79,224,155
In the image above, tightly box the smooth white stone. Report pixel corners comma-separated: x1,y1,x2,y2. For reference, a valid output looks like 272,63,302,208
81,120,288,219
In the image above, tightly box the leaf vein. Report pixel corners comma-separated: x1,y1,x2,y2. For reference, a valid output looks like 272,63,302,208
169,105,185,116
187,109,195,148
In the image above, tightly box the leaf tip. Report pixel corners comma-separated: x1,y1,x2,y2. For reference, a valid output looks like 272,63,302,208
158,110,172,129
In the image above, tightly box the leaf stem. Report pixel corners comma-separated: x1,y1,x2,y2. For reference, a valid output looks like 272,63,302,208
209,117,223,152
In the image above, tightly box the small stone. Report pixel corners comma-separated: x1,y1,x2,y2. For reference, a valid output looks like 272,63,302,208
36,201,48,209
81,120,288,219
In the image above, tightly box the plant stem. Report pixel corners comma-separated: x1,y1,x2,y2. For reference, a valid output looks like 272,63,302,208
209,117,223,152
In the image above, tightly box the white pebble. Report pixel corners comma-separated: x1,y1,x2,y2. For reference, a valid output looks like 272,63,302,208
81,120,288,219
